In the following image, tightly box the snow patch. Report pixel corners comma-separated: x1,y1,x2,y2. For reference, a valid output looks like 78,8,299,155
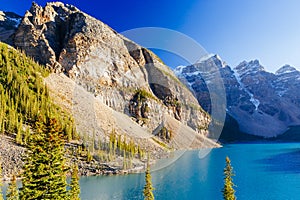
275,65,297,75
185,71,201,76
196,53,215,63
174,65,185,76
60,16,66,21
233,69,260,110
7,17,21,27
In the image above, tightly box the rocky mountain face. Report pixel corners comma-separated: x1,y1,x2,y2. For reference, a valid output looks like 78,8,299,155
0,11,21,45
0,2,217,150
175,55,300,139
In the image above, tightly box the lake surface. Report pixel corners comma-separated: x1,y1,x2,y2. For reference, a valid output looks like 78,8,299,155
79,143,300,200
2,143,300,199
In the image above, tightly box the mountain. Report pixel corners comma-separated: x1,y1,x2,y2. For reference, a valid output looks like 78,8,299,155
175,54,300,140
0,2,219,177
0,11,22,45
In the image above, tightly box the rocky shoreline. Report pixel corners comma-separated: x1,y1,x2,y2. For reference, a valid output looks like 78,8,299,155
0,133,217,181
0,135,24,181
0,135,153,181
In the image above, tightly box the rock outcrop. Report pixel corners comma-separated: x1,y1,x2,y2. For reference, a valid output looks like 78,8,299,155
2,2,216,150
175,55,300,139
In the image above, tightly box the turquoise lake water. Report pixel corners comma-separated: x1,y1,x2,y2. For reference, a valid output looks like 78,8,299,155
3,143,300,199
79,143,300,200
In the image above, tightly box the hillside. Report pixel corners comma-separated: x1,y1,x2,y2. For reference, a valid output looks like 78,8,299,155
0,2,219,178
0,42,79,179
7,2,218,148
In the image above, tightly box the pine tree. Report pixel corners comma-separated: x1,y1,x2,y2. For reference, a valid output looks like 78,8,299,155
69,164,81,200
0,161,3,200
15,117,23,145
143,155,154,200
20,117,68,200
222,156,236,200
6,174,19,200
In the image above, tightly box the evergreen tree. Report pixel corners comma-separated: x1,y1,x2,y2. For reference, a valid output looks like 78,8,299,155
0,161,3,200
6,174,19,200
222,156,236,200
69,164,81,200
143,155,154,200
20,117,68,200
0,42,77,144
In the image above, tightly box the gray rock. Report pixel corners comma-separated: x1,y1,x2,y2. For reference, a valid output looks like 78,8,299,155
175,55,300,138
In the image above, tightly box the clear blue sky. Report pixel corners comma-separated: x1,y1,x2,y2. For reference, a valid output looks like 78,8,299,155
1,0,300,72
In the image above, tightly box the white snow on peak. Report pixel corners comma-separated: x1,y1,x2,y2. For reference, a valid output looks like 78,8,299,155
196,53,215,63
194,53,226,68
174,65,186,76
234,60,264,78
275,65,297,75
0,11,22,27
233,68,260,110
215,54,222,61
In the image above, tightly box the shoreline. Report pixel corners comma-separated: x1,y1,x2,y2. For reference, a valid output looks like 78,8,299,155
0,134,220,182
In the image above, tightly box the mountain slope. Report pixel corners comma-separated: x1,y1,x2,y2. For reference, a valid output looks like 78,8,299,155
175,54,300,140
0,42,79,178
0,2,218,152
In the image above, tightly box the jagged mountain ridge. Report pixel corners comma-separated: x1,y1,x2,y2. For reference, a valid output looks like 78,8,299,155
175,54,300,138
0,2,218,150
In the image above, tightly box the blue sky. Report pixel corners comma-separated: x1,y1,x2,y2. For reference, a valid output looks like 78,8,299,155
1,0,300,72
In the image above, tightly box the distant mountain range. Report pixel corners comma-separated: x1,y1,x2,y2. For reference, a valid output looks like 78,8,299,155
1,1,299,145
175,55,300,142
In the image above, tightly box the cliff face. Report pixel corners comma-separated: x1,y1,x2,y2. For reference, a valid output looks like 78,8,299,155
175,55,300,139
3,2,216,149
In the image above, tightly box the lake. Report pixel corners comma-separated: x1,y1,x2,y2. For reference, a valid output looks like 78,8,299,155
3,143,300,199
79,143,300,200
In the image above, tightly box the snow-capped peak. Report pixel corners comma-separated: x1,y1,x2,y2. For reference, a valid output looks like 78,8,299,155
234,59,264,77
174,65,186,76
195,53,215,63
0,11,22,27
194,53,226,69
275,65,297,75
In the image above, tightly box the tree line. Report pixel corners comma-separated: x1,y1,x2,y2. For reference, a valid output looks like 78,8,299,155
0,117,80,200
0,42,81,199
0,43,78,144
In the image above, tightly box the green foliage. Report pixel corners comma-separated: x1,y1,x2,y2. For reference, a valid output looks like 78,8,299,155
69,164,81,200
134,89,156,101
0,42,77,144
157,127,173,142
78,130,145,167
222,156,236,200
20,118,68,200
143,156,155,200
151,137,171,150
6,174,19,200
86,150,93,163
